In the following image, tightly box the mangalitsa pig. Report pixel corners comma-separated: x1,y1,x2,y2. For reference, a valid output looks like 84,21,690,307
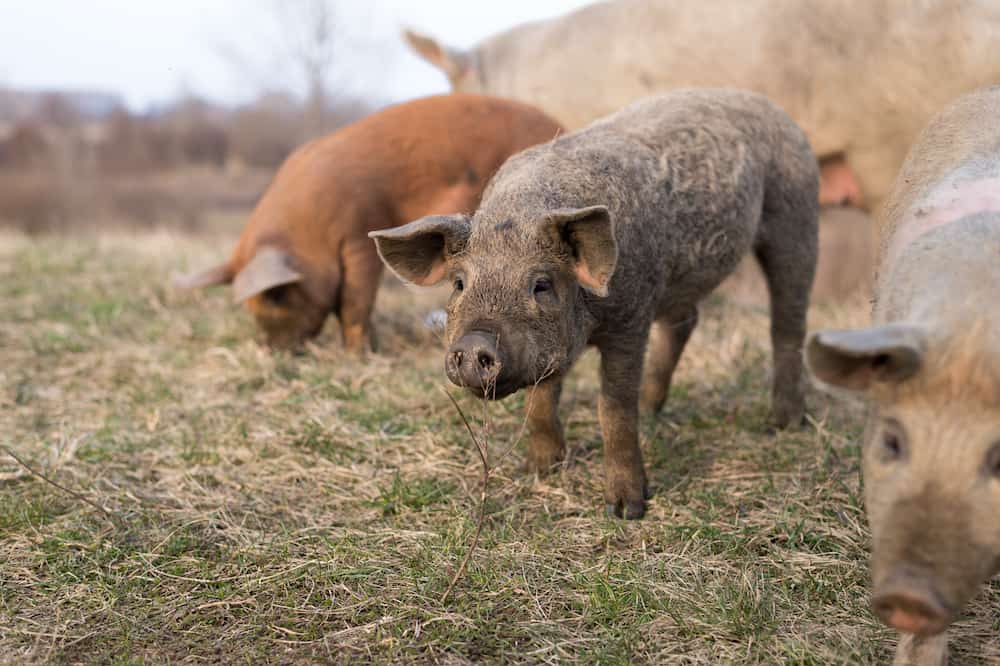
175,94,562,351
807,86,1000,665
373,90,818,519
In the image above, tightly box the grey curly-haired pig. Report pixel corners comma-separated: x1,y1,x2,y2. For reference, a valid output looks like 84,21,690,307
807,87,1000,665
373,89,818,519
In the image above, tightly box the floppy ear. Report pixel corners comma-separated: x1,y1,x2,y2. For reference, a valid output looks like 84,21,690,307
403,29,471,84
369,215,470,286
172,262,233,290
806,324,927,391
544,206,617,297
231,247,303,304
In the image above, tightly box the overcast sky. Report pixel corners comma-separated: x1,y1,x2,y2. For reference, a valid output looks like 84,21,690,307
0,0,592,110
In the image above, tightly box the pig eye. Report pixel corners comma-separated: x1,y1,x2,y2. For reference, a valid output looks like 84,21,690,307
984,442,1000,478
453,277,464,292
879,420,907,462
533,278,553,297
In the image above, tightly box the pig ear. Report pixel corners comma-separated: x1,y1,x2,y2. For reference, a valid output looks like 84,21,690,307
172,262,233,290
369,214,470,286
806,324,928,391
232,247,303,304
403,29,470,83
545,206,617,297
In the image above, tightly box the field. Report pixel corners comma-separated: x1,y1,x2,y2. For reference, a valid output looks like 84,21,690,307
2,219,999,665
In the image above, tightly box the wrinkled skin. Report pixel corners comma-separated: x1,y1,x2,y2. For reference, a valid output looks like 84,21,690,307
374,90,818,519
173,94,562,351
807,87,1000,664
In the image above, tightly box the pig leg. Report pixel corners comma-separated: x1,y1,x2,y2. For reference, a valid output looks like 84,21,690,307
754,234,814,428
337,242,384,353
892,632,948,666
524,378,566,473
597,337,649,519
639,306,698,413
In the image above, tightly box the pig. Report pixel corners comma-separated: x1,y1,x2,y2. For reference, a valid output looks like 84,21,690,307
173,94,562,350
806,86,1000,664
405,0,1000,212
371,89,818,519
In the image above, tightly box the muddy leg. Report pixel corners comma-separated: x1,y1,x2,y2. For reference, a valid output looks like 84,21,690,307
755,229,816,429
639,306,698,413
893,632,948,666
597,337,648,520
524,379,566,473
338,243,383,354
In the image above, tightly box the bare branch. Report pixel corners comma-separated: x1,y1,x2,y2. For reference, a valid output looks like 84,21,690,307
1,445,123,529
440,390,489,604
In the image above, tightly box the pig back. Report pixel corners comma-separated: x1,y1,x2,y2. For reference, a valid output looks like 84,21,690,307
874,87,1000,322
471,0,1000,209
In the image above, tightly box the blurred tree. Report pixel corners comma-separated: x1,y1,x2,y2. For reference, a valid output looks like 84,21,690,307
36,93,80,129
276,0,340,138
216,0,370,142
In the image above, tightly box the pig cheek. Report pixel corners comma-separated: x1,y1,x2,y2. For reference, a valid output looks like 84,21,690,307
861,447,899,552
523,305,568,377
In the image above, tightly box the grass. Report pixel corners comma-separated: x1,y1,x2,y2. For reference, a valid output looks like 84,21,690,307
1,222,998,664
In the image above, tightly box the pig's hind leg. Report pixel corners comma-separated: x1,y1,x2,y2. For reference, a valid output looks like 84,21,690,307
639,306,699,414
753,202,817,428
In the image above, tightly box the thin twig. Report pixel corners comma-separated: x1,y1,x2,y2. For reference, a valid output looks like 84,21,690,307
0,445,123,529
440,390,489,604
439,359,557,603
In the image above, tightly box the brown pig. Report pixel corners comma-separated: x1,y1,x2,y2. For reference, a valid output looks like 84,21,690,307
406,0,1000,212
174,94,562,350
806,86,1000,664
372,90,818,519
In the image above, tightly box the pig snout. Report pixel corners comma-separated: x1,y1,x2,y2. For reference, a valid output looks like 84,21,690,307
871,566,951,637
447,331,506,396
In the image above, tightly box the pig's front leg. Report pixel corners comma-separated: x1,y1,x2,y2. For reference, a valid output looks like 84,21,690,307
524,378,566,473
893,632,948,666
597,338,648,520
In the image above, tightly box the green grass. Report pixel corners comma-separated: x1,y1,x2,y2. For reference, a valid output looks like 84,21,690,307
1,227,997,664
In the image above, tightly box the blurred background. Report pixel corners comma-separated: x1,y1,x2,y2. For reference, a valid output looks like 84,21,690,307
0,0,591,234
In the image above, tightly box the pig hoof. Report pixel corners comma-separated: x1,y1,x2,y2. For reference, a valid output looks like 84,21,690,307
771,403,806,430
525,454,564,476
639,395,667,414
605,499,647,520
524,456,562,476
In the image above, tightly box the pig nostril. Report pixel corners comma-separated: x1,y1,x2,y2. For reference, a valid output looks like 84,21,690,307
873,590,947,635
477,351,494,369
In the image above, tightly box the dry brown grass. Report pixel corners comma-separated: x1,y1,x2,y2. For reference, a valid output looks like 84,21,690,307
2,221,998,664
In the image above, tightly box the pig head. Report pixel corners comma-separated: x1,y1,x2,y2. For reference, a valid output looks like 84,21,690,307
808,325,1000,641
369,205,614,399
174,244,333,349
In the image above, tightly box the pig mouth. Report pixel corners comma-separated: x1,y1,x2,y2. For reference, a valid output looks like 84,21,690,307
461,380,520,401
871,572,957,637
